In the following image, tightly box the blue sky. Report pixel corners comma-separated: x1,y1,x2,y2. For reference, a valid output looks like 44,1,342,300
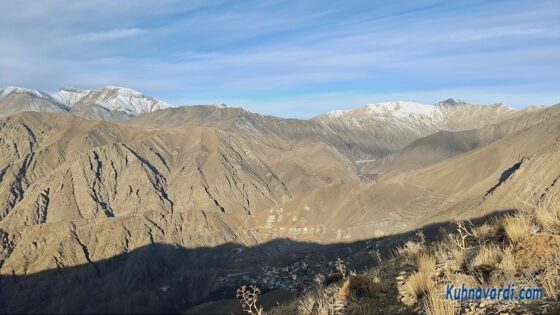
0,0,559,118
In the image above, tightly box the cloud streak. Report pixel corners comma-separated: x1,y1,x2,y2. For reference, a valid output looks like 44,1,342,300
72,28,146,43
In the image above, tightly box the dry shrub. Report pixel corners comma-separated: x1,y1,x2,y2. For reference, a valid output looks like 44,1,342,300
471,244,501,270
237,285,264,315
535,193,560,233
499,246,516,274
405,270,435,300
471,223,497,241
433,245,458,281
335,272,390,309
336,275,371,308
543,267,560,301
433,244,448,263
298,287,338,315
451,219,474,250
423,285,457,315
503,214,532,244
417,253,437,275
448,247,465,273
298,293,327,315
437,233,468,275
365,269,390,294
269,300,299,315
515,234,560,273
397,240,424,264
334,271,391,313
335,258,348,279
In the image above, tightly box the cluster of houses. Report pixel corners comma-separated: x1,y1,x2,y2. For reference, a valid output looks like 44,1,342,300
218,259,338,293
256,261,322,291
215,240,382,297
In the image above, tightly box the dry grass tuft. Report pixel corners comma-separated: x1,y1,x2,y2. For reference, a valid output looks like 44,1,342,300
535,194,560,233
405,270,435,299
543,267,560,301
471,244,501,270
336,275,371,301
503,214,532,244
397,240,424,265
298,287,338,315
365,269,390,295
423,285,457,315
335,272,391,311
450,273,479,289
416,253,437,275
447,247,466,273
471,223,497,241
499,246,516,274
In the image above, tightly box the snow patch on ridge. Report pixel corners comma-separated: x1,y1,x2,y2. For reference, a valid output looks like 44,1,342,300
365,101,436,118
325,109,352,117
80,86,171,115
324,101,438,119
0,87,51,99
1,86,171,116
52,87,90,106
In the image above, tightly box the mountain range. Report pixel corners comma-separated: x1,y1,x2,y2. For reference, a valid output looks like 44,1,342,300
0,86,558,313
0,86,170,121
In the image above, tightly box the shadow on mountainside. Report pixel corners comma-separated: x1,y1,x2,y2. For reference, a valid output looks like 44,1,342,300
0,210,513,314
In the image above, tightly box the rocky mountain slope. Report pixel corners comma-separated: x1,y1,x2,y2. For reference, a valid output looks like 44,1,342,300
0,88,558,313
249,107,560,244
0,110,361,312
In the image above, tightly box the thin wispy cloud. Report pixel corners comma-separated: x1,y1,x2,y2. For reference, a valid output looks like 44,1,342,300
72,28,146,43
0,0,558,118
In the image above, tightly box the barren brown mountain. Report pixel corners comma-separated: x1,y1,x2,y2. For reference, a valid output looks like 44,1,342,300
0,94,558,313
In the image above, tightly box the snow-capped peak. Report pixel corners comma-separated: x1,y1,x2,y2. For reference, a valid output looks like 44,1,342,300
0,86,51,99
1,86,172,116
102,86,144,96
79,86,170,115
323,101,437,119
325,109,352,117
59,87,89,93
52,87,90,106
364,101,436,118
50,86,170,115
322,99,519,121
316,99,522,134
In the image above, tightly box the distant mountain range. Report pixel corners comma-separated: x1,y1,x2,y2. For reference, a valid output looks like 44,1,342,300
0,86,525,160
0,86,170,120
0,85,558,313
